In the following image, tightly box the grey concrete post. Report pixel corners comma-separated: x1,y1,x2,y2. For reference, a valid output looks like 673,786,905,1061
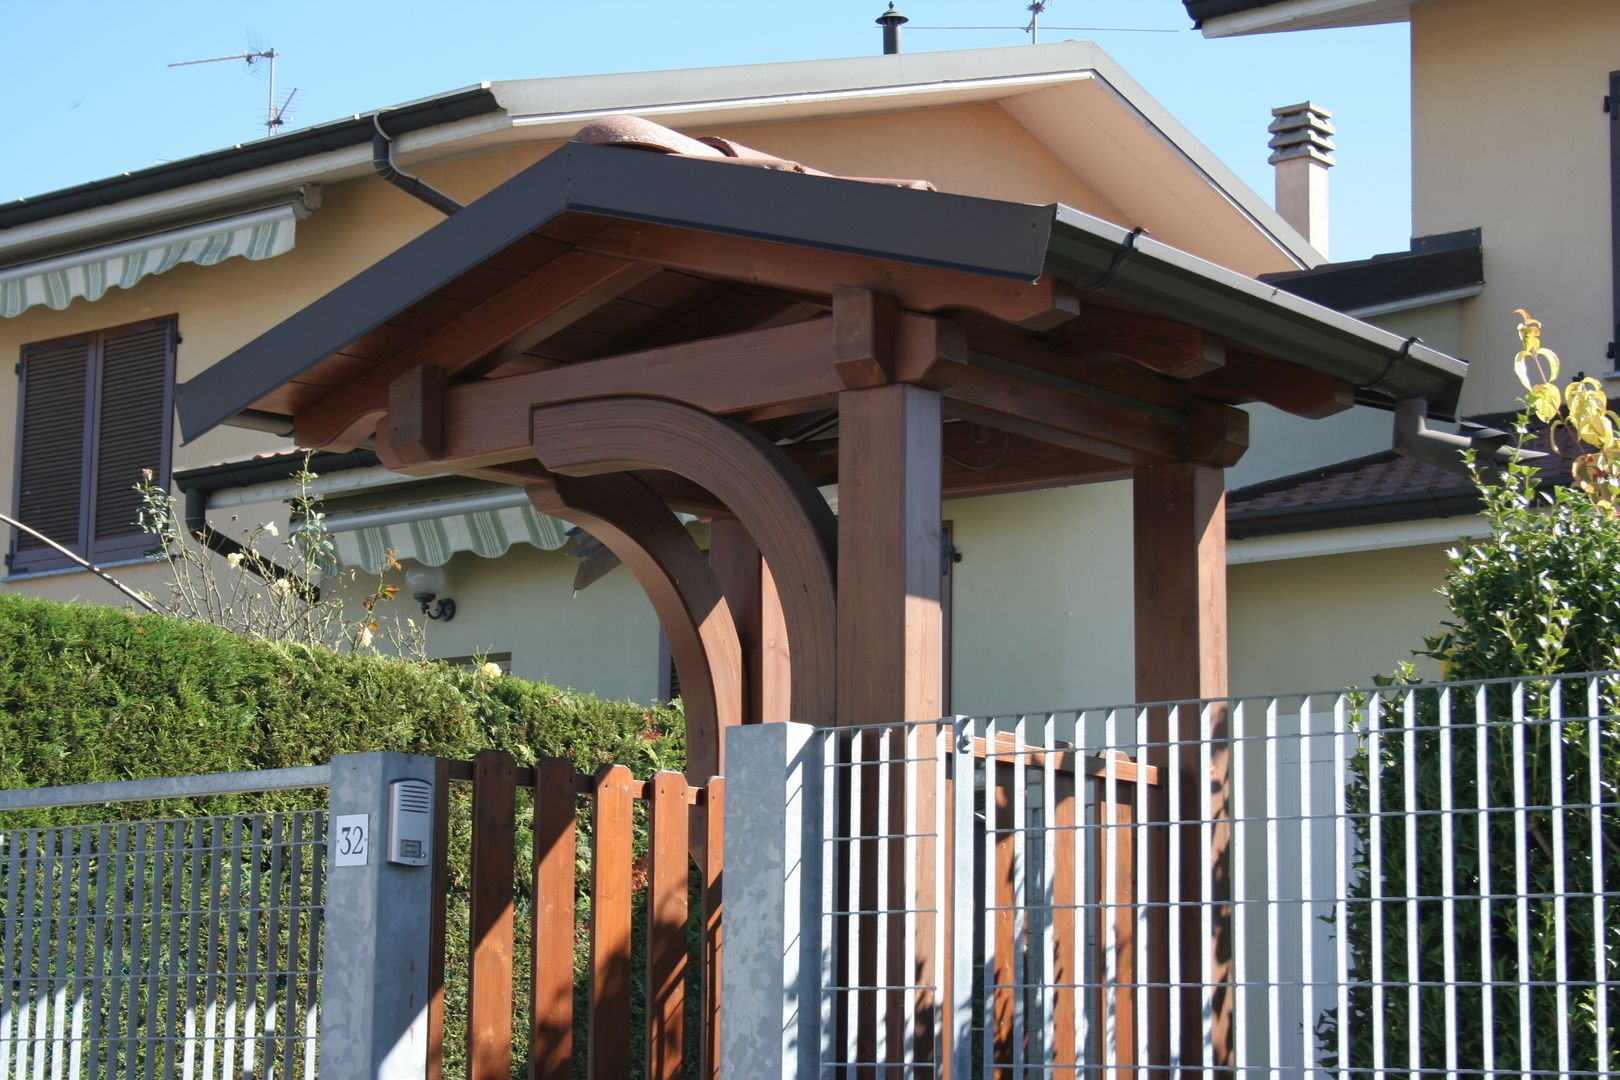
318,753,437,1079
719,722,824,1080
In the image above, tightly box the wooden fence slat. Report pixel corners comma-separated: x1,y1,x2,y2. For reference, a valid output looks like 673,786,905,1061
647,772,690,1080
701,779,724,1080
469,749,517,1080
531,758,578,1080
427,757,452,1080
589,764,635,1080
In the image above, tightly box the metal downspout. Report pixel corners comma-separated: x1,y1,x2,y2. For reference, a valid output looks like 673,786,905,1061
372,113,463,216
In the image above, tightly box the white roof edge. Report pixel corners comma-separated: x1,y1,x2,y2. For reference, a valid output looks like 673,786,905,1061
5,41,1313,268
486,42,1116,118
1068,48,1321,268
1200,0,1411,38
490,42,1320,268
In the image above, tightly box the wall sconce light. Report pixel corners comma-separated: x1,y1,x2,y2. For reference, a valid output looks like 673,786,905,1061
404,563,456,622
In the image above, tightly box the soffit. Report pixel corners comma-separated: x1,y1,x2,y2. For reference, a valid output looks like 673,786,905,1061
999,81,1310,277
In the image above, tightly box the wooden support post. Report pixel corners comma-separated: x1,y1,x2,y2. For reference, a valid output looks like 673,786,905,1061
1132,462,1232,1071
835,384,944,726
837,384,944,1072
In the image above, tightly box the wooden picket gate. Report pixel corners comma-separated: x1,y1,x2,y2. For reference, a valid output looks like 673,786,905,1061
425,750,723,1080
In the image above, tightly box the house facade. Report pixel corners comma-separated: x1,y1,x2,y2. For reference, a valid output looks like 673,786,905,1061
1,37,1479,713
1186,0,1620,694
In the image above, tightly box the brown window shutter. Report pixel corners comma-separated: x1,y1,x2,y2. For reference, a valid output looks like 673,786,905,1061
13,336,91,569
90,321,173,560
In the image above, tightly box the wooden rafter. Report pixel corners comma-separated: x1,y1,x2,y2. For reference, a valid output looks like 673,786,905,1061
295,251,659,450
1185,349,1356,418
574,220,1082,331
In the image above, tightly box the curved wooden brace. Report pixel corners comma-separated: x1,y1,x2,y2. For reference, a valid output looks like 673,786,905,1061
532,397,838,726
527,473,743,781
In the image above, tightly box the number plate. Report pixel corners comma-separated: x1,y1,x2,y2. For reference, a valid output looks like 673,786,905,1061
332,813,370,867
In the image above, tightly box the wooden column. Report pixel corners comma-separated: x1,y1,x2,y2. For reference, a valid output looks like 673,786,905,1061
836,383,944,1073
835,383,944,726
1132,461,1232,1070
709,518,793,725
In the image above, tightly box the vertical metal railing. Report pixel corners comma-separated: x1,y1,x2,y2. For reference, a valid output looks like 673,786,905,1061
0,768,330,1080
807,672,1620,1078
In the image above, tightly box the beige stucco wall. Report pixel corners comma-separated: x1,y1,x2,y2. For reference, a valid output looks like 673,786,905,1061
947,482,1137,714
1411,0,1618,414
1229,542,1452,696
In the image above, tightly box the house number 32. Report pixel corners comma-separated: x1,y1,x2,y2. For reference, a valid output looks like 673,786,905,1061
332,814,370,867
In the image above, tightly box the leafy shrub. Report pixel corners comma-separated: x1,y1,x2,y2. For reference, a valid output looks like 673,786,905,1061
1322,415,1620,1071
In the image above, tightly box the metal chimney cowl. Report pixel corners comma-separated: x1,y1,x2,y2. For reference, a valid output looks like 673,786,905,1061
1268,101,1336,258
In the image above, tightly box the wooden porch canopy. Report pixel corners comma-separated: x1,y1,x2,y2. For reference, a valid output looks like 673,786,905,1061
178,124,1467,783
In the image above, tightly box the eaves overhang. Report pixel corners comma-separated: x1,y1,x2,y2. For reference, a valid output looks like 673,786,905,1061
1044,207,1467,413
178,140,1467,444
0,87,500,233
1183,0,1412,35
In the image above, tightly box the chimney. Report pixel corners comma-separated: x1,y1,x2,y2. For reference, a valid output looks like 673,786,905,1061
877,3,908,55
1268,102,1336,257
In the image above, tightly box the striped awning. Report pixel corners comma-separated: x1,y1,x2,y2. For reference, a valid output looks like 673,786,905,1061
1,202,307,318
322,491,573,573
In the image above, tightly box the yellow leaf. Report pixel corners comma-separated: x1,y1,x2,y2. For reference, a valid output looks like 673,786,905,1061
1528,382,1561,423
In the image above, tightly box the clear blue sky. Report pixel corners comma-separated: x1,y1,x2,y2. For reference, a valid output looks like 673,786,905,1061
0,1,1412,261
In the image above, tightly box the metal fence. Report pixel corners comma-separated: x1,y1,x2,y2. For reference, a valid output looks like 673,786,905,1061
799,672,1620,1078
0,768,330,1080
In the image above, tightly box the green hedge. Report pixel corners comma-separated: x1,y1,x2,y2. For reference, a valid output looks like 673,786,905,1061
0,591,690,1078
0,591,683,798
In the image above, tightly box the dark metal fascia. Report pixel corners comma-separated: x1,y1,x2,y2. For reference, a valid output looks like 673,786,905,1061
1043,207,1468,418
1181,0,1290,25
0,87,500,232
178,142,1055,442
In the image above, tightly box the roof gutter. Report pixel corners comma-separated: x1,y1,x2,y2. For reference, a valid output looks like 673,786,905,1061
172,449,384,599
1044,207,1468,415
0,88,504,265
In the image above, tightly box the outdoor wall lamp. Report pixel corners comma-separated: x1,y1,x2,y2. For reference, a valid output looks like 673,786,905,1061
404,563,456,622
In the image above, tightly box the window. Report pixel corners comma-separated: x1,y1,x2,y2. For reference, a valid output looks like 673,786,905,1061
10,318,176,574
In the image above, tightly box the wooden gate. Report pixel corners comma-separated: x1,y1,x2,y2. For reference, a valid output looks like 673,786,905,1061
426,750,723,1080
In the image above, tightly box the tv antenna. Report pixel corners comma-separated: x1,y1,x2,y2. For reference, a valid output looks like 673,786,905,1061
1026,1,1046,43
169,33,296,138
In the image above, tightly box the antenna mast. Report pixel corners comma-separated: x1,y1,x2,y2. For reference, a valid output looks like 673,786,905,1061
168,35,291,138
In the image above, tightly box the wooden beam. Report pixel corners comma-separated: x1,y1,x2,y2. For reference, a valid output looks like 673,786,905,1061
576,219,1082,331
295,252,658,450
386,364,446,466
782,426,1128,498
1186,349,1356,418
1181,398,1249,468
832,286,897,388
528,473,743,781
423,317,841,473
1059,305,1226,379
960,321,1188,410
1132,463,1232,1071
532,397,838,727
943,363,1183,464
